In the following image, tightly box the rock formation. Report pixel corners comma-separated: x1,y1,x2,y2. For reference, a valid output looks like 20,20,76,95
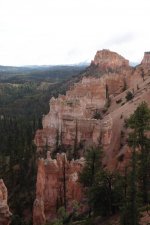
0,179,12,225
34,49,150,224
91,49,129,70
33,152,85,225
34,49,143,155
35,76,106,153
141,51,150,67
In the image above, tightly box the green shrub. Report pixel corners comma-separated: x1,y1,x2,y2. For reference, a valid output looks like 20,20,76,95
126,91,134,101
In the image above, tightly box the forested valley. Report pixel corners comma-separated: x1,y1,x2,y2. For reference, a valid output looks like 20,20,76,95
0,65,86,225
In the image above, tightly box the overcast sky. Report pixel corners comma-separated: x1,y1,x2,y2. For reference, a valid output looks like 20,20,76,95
0,0,150,65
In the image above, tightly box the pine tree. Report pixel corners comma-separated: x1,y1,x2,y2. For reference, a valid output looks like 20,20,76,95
121,102,150,225
79,147,103,216
121,134,140,225
91,169,124,217
127,102,150,204
79,147,123,217
79,147,102,188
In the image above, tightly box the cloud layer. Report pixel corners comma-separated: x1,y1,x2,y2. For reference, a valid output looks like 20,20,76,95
0,0,150,65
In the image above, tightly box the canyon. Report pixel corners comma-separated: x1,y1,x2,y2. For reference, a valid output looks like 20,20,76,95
33,49,150,224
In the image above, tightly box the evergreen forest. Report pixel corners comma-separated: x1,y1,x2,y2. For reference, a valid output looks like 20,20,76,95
0,65,86,225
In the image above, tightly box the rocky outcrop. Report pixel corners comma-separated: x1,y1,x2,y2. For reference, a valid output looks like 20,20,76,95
34,49,150,160
0,179,12,225
33,152,85,225
35,50,150,157
141,51,150,67
34,75,128,153
35,76,106,153
34,49,150,224
91,49,129,70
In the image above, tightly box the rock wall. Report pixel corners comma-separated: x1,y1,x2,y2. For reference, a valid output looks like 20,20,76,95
91,49,129,69
35,76,107,152
33,152,85,225
34,75,129,152
0,179,12,225
33,49,150,224
35,50,150,156
141,51,150,67
34,49,150,161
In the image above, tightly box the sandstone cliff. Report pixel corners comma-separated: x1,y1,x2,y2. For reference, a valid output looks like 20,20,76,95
141,51,150,67
33,152,85,225
34,50,150,224
34,49,147,158
0,179,12,225
91,49,129,70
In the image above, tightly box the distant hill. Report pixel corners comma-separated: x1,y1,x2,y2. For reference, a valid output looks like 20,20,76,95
0,64,88,82
0,64,88,118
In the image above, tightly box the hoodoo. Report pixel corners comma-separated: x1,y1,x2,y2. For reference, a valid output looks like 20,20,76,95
33,152,85,224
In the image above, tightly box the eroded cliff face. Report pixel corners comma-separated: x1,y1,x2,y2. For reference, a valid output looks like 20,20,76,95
35,76,106,153
141,52,150,67
0,179,12,225
91,49,129,70
34,50,145,154
33,152,85,225
34,49,150,224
